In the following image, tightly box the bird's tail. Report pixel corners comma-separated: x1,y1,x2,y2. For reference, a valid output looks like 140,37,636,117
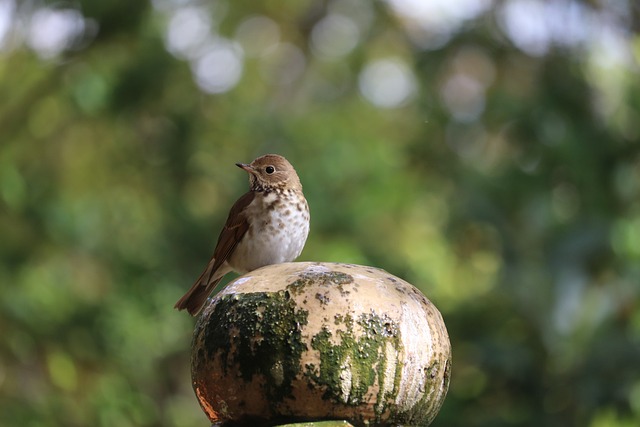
174,259,223,316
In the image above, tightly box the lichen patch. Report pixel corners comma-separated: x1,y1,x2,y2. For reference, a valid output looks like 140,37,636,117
197,291,309,403
305,312,404,424
286,271,354,296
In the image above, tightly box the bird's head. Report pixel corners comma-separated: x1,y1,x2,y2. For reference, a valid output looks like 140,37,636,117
236,154,302,192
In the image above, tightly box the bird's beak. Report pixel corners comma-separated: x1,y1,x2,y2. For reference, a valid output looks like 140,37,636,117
236,163,256,174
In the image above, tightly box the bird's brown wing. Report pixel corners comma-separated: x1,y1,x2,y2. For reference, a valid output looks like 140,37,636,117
174,191,255,315
207,191,255,278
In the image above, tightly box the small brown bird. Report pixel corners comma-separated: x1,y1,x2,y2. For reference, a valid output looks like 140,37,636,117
175,154,310,315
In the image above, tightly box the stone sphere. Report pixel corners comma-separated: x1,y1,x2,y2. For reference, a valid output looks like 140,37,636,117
191,262,451,426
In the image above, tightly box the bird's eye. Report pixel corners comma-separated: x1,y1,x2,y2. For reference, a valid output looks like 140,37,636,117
265,166,275,174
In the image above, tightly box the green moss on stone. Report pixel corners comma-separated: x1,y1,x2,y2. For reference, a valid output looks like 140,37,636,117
198,291,309,402
305,312,403,423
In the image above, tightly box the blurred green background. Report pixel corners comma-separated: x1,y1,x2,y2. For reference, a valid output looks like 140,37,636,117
1,0,640,426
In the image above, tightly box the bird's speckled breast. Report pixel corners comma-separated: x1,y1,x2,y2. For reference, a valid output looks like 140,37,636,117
229,189,309,273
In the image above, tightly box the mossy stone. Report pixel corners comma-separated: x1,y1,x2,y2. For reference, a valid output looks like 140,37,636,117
192,262,451,427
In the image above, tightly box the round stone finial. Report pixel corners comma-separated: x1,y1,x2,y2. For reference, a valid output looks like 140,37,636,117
191,262,451,426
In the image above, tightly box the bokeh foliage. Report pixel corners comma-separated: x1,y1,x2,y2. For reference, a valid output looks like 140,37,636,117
1,0,640,426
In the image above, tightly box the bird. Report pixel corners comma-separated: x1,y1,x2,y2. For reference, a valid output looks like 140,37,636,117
175,154,310,316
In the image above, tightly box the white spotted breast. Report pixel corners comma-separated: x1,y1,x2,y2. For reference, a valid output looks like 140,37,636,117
228,189,310,273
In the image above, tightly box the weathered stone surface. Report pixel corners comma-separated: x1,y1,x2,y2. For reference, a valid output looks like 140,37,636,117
192,262,451,427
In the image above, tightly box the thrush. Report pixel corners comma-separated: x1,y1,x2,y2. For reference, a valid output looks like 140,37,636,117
175,154,310,315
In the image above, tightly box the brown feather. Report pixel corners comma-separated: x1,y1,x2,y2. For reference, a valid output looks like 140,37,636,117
209,191,255,275
174,191,255,315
